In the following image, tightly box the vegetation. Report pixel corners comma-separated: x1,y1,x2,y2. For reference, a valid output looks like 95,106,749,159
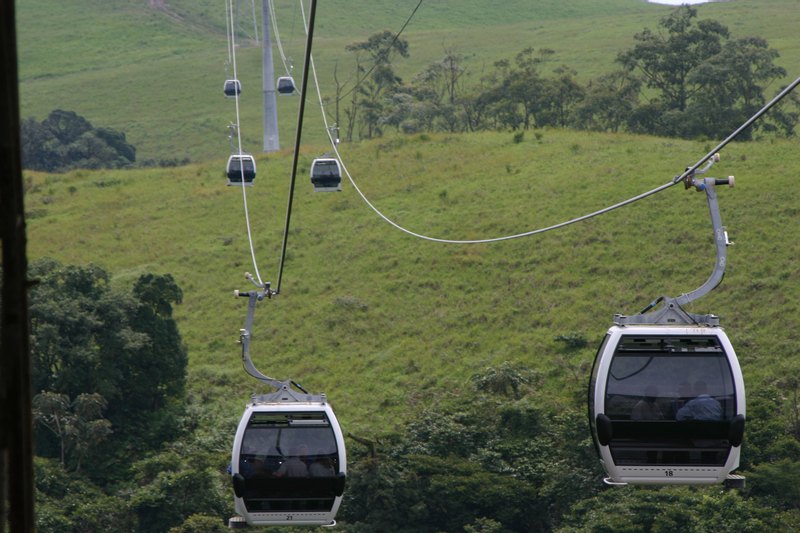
340,7,795,141
14,0,800,531
22,126,800,530
21,110,136,172
28,260,187,483
16,0,800,163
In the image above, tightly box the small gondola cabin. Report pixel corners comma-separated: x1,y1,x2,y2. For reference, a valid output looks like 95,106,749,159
589,325,745,485
310,158,342,192
277,76,296,95
227,155,256,186
231,401,346,526
224,79,242,98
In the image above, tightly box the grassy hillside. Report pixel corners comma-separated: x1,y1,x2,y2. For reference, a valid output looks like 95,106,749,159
16,0,800,163
24,128,800,436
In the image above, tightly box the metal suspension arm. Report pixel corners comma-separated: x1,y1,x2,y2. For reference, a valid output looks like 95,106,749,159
675,175,734,307
615,172,733,327
234,283,283,390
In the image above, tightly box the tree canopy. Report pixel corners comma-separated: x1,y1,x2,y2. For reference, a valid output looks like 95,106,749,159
21,109,136,172
337,6,795,141
28,259,187,479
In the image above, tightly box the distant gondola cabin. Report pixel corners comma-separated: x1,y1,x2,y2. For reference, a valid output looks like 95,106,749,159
227,155,256,186
224,79,242,98
310,158,342,192
277,76,296,95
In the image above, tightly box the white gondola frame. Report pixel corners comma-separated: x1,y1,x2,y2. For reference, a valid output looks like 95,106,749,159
310,158,342,192
277,76,296,95
224,79,242,98
590,324,745,485
226,154,256,186
231,400,347,526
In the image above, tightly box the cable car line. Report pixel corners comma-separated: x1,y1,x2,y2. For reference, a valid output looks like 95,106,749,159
224,0,800,504
275,0,318,295
308,62,800,243
224,0,267,289
224,3,346,527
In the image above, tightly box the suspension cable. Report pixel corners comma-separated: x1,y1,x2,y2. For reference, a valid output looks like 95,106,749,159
274,0,317,294
268,0,292,76
301,2,800,244
226,0,266,286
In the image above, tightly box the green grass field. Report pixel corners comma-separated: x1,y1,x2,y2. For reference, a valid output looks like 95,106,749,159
23,127,800,435
16,0,800,163
16,0,800,436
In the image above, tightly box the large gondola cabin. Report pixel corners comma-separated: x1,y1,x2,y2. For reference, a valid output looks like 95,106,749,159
589,322,745,485
231,396,347,526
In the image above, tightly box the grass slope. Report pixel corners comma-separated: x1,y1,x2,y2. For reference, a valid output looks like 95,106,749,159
24,129,800,436
16,0,800,163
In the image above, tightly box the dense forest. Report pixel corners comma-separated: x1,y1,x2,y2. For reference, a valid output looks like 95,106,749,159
23,259,800,531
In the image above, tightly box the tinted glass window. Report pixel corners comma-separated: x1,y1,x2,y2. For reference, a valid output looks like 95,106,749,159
605,336,735,421
238,411,341,512
602,335,736,466
313,161,339,178
240,411,339,479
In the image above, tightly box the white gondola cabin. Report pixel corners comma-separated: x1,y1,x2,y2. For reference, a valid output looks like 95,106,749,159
589,323,745,485
231,395,347,527
227,154,256,186
310,158,342,192
277,76,296,95
224,79,242,98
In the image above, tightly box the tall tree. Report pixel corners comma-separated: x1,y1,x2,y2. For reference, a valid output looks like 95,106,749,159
345,30,410,139
28,259,187,479
687,36,787,138
617,6,728,112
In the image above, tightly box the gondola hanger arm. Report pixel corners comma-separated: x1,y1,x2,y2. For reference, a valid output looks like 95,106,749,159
234,282,284,390
675,167,734,308
617,157,734,327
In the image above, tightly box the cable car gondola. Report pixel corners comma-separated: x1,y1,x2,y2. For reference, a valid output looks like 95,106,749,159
229,289,347,526
277,76,296,95
310,158,342,192
589,170,746,487
590,321,745,485
231,390,347,526
227,154,256,186
224,79,242,98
